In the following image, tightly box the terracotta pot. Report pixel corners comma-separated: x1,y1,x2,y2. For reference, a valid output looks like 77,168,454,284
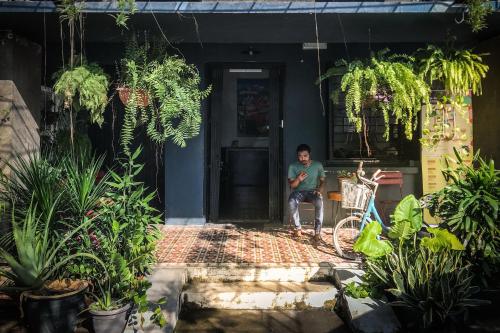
117,86,149,107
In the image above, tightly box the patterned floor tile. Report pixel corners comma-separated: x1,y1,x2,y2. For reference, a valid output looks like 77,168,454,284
156,226,349,265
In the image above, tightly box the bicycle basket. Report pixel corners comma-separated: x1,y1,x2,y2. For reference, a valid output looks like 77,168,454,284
341,180,372,210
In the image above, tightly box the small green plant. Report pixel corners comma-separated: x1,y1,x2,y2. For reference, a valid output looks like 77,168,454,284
112,0,137,29
344,281,384,299
336,170,354,178
465,0,493,33
320,49,430,155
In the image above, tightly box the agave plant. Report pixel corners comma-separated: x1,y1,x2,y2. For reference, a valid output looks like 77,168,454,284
0,152,63,223
61,150,110,220
0,150,110,226
0,200,103,290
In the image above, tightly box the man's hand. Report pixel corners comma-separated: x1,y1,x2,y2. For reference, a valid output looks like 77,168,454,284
314,189,323,198
297,171,308,182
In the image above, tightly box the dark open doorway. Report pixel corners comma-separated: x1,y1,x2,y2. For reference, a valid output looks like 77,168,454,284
206,63,283,223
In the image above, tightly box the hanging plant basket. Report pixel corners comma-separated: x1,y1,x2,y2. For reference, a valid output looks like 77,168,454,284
116,86,149,107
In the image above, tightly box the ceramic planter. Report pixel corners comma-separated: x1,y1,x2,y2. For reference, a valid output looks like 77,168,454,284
89,303,132,333
23,280,88,333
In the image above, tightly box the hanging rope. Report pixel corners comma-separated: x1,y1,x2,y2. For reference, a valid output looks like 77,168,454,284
150,9,186,59
368,27,371,53
313,3,326,117
336,13,350,62
43,10,47,133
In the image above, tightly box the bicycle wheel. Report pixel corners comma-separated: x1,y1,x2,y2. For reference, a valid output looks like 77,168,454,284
333,216,363,261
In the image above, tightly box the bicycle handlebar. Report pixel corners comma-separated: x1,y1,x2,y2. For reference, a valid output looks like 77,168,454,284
356,162,382,187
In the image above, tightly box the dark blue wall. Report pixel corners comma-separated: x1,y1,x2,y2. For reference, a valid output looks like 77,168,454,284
164,42,430,223
41,41,428,223
165,43,331,223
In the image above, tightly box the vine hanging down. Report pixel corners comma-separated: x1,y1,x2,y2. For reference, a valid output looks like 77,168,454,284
416,44,489,148
117,37,211,153
320,49,430,155
54,62,110,127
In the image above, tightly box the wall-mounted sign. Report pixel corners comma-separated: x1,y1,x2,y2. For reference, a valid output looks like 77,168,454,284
421,94,474,225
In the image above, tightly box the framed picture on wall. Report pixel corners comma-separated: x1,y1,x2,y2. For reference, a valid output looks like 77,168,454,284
236,79,270,137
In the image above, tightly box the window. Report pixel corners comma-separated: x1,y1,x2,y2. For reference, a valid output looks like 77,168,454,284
327,75,420,162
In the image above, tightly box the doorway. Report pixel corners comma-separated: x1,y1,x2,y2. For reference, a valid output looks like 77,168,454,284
207,64,283,222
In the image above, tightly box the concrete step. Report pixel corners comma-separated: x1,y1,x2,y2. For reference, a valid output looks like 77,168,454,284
181,281,338,310
334,268,401,333
158,262,360,282
175,309,350,333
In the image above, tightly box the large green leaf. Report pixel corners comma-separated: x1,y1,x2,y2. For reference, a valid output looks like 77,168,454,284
354,221,393,258
389,195,422,240
420,228,465,252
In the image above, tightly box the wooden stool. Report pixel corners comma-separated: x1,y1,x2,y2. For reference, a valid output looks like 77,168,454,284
327,191,342,225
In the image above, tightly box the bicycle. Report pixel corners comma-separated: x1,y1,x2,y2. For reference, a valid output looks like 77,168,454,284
332,161,390,260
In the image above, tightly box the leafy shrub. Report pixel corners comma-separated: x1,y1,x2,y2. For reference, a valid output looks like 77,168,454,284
354,195,485,329
427,150,499,283
71,147,165,327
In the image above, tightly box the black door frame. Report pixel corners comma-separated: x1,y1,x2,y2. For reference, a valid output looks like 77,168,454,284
205,62,284,223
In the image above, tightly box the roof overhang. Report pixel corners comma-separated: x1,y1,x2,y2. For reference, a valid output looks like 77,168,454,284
1,1,499,44
0,1,484,14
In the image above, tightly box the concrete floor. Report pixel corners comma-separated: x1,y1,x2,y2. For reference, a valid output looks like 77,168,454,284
175,309,350,333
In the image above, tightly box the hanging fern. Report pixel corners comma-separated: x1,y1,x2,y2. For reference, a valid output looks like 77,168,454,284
417,45,489,97
54,63,109,126
320,50,430,147
118,40,211,153
416,45,488,149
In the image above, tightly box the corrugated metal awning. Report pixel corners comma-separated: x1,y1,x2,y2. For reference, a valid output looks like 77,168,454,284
3,1,497,14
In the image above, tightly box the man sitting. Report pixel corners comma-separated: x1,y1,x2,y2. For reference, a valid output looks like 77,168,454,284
288,144,325,242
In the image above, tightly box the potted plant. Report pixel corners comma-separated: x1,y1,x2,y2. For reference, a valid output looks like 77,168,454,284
82,147,166,333
319,49,430,156
336,169,355,190
352,195,488,330
0,202,103,333
53,62,110,127
116,36,211,153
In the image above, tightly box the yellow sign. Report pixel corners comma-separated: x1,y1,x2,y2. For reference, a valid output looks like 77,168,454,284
421,95,474,225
